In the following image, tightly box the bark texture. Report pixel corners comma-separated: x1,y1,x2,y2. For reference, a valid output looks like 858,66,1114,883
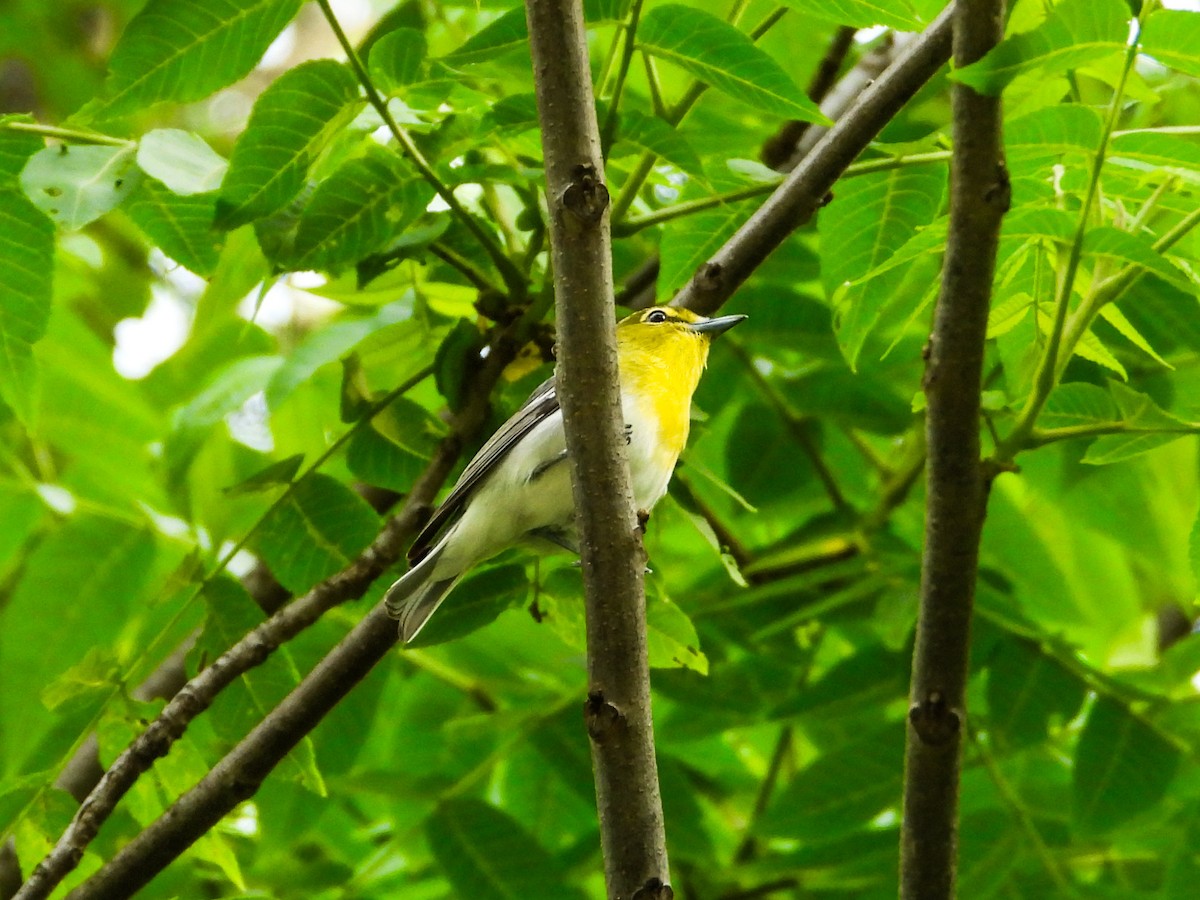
524,0,669,896
900,1,1008,897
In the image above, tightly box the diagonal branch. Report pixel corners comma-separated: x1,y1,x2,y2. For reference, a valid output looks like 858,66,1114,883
52,331,521,900
900,0,1008,897
15,350,507,900
524,0,668,896
672,2,955,316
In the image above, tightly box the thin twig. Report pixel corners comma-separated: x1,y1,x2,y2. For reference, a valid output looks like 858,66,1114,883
599,0,646,158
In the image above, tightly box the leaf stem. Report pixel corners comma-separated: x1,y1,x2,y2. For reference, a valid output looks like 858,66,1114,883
314,0,526,298
599,0,646,158
0,120,132,147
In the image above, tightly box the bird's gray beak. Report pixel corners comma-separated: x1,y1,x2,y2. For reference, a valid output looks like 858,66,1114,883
689,314,747,336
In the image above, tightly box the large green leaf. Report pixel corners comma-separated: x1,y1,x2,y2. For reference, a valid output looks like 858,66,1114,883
778,0,930,31
954,0,1129,95
215,59,363,230
1039,382,1120,429
613,109,705,182
368,28,427,93
0,158,53,423
1073,697,1181,835
984,638,1086,749
426,799,589,900
637,5,827,123
93,0,306,119
252,473,381,594
823,164,947,367
758,724,904,840
0,515,158,777
124,179,223,276
285,146,421,273
1142,9,1200,79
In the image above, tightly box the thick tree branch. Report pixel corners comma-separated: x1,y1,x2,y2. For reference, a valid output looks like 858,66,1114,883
18,345,513,900
671,2,955,316
524,1,668,897
900,1,1007,898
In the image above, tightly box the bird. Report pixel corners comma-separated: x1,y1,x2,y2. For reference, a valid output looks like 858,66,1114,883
384,305,746,642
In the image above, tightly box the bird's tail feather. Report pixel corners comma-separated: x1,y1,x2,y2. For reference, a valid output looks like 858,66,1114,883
384,544,461,643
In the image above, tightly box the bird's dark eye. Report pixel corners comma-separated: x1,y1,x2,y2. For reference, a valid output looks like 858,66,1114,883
646,309,668,323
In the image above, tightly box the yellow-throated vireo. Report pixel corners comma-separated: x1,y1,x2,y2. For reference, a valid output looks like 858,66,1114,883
385,305,746,641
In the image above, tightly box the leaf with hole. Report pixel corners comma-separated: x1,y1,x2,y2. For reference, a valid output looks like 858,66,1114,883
20,143,142,230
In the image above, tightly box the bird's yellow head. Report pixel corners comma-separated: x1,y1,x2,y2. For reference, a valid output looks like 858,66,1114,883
615,306,746,401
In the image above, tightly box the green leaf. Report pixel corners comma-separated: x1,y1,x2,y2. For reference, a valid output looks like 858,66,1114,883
759,724,903,840
1073,697,1181,835
406,564,529,647
1006,105,1105,161
0,185,53,424
645,586,708,674
124,179,223,276
658,193,757,298
287,147,421,273
612,109,705,183
1141,10,1200,79
1085,226,1193,294
368,28,427,93
93,0,305,119
1098,304,1170,369
434,318,487,412
778,0,928,31
1109,131,1200,173
442,7,531,64
1039,382,1120,429
823,165,947,367
1081,383,1195,464
222,453,304,495
985,638,1086,749
215,59,363,230
136,129,227,195
953,0,1130,95
443,0,629,64
20,143,142,230
426,799,588,900
0,515,158,776
637,5,827,123
252,474,380,594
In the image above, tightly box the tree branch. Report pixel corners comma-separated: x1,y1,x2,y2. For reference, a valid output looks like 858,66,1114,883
17,347,511,899
671,2,955,316
524,0,668,897
900,1,1007,897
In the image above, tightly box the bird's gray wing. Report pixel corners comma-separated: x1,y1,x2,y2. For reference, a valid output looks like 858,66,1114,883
407,376,560,562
